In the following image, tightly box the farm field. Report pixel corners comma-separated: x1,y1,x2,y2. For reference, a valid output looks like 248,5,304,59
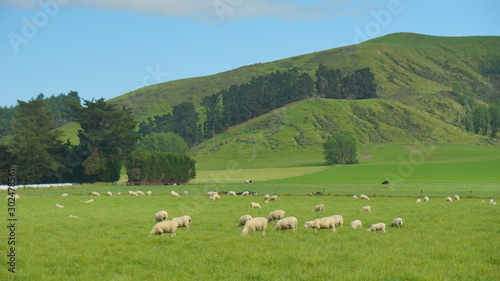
1,189,499,280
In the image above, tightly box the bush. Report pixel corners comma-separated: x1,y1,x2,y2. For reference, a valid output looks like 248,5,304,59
323,131,358,165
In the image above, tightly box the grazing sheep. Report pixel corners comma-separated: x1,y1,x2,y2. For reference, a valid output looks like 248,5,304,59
237,215,253,227
84,199,94,204
274,217,298,232
182,191,188,196
391,217,403,228
209,194,220,200
91,191,100,196
62,193,69,197
352,195,358,200
128,191,138,196
314,204,325,212
416,198,422,203
116,192,121,196
147,191,152,196
228,191,236,196
264,194,270,201
243,180,253,184
241,217,267,236
149,220,179,236
250,202,261,209
55,204,64,208
367,223,386,233
170,191,180,197
424,196,429,202
361,206,371,212
454,195,460,201
490,200,497,206
349,220,362,229
136,190,145,196
172,215,191,230
68,215,79,218
304,217,336,233
270,195,278,201
360,194,370,200
446,196,453,202
154,210,168,222
267,210,286,223
106,191,113,196
330,215,344,227
241,191,250,196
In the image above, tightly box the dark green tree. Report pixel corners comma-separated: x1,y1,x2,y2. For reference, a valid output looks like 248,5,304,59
472,104,490,136
323,131,358,165
489,105,500,138
172,102,200,147
135,132,189,154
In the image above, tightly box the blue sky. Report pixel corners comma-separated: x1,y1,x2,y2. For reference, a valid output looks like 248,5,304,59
1,0,499,107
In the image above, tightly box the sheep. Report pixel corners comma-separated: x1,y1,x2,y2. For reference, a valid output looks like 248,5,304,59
170,191,180,197
454,195,460,201
330,214,344,227
149,220,179,236
241,191,250,196
91,191,100,196
250,202,261,209
360,194,370,200
390,217,403,228
367,223,386,233
182,191,188,196
349,220,362,229
304,217,336,233
172,215,191,230
136,190,145,196
116,192,121,196
55,204,64,208
62,193,69,197
209,194,220,200
106,191,113,196
424,196,429,202
314,204,325,212
416,198,422,203
361,206,371,212
228,191,236,196
68,215,79,218
243,179,253,184
490,200,497,206
128,191,138,196
264,194,270,201
274,217,298,232
270,195,278,201
154,210,168,222
147,191,152,196
237,215,253,227
267,210,286,223
352,195,358,200
446,196,453,202
241,217,267,236
84,199,94,204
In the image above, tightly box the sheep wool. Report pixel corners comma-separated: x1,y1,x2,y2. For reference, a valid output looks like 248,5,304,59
349,220,362,229
330,215,344,227
150,220,179,236
91,191,100,196
172,216,191,230
446,197,453,202
304,217,336,233
270,195,278,201
424,196,429,202
314,204,325,212
55,204,64,208
128,191,138,196
274,217,298,232
170,191,180,197
241,191,250,196
136,190,145,196
84,199,94,204
264,194,270,201
154,210,168,222
391,218,403,228
147,191,153,196
416,198,422,203
242,217,268,236
454,195,460,201
267,210,286,223
182,191,188,196
228,191,236,196
352,195,358,200
61,193,69,197
250,202,261,209
237,215,253,227
367,223,386,233
106,191,113,196
361,206,371,212
360,194,370,200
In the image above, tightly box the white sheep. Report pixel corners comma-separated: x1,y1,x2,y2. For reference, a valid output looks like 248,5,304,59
304,217,336,233
170,191,180,197
416,198,422,203
128,191,138,196
149,220,179,236
68,215,79,218
237,215,253,227
84,199,94,204
490,200,497,206
349,220,362,229
182,191,188,196
390,217,403,228
424,196,429,202
241,217,267,236
243,180,253,184
55,204,64,208
264,194,270,201
446,196,453,202
61,193,69,197
154,210,168,222
270,195,278,201
367,223,386,233
241,191,250,196
360,194,370,200
209,194,220,200
106,191,113,196
314,204,325,212
228,191,236,196
330,214,344,227
274,217,298,232
172,215,191,230
91,191,100,196
147,191,153,196
267,210,286,223
454,195,460,201
352,195,358,200
250,202,261,209
136,190,145,196
116,192,121,196
361,206,371,212
207,191,215,197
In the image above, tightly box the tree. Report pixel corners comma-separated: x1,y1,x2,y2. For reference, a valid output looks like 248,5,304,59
69,98,139,182
8,100,65,184
489,105,500,138
135,132,189,154
472,104,490,136
323,131,358,165
171,102,200,147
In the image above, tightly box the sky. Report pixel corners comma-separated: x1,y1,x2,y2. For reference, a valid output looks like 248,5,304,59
1,0,499,108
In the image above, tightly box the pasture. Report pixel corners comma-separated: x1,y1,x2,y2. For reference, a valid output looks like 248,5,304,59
2,186,499,280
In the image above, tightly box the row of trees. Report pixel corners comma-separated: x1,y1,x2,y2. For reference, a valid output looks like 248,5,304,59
455,89,500,138
316,65,377,100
